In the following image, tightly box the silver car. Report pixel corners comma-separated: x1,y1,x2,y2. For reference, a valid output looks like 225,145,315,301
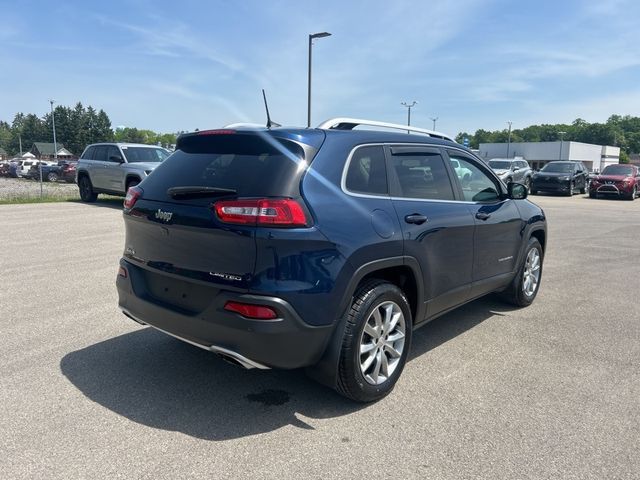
76,143,170,202
488,158,534,191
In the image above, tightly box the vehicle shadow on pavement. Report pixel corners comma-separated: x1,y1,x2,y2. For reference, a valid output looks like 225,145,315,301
68,198,123,210
409,295,516,360
60,296,511,441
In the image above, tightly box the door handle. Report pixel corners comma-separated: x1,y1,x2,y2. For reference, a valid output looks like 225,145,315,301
404,214,428,225
475,212,491,221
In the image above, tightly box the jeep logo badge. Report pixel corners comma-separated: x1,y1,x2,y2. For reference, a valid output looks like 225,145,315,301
154,209,173,222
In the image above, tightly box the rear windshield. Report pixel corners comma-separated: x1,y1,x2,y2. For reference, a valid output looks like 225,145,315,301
488,160,512,169
541,162,572,173
602,164,634,176
141,133,308,203
122,146,170,163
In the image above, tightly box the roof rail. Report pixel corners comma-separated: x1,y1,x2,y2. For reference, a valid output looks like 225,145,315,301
317,117,455,142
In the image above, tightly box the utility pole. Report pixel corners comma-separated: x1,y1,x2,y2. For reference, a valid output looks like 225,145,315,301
401,101,417,134
430,117,439,131
307,32,332,127
558,131,566,161
50,99,58,160
506,121,513,158
19,135,23,155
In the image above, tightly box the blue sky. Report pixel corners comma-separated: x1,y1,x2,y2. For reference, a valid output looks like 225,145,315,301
1,0,639,136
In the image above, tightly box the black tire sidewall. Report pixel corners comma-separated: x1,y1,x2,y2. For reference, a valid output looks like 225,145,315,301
79,177,96,202
338,282,412,402
513,238,543,307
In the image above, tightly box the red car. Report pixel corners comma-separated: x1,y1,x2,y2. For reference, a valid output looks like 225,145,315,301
589,164,640,200
59,161,78,183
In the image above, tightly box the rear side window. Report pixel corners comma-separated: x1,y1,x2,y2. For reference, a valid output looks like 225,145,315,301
142,133,308,203
82,146,95,160
390,151,455,200
345,146,388,195
121,146,169,163
93,146,107,162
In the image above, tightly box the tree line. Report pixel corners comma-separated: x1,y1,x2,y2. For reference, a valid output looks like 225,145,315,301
0,102,178,157
456,115,640,163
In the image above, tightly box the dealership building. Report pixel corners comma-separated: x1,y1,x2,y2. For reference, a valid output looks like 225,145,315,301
478,141,620,172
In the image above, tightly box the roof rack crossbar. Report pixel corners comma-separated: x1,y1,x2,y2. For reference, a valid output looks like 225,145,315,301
316,117,455,142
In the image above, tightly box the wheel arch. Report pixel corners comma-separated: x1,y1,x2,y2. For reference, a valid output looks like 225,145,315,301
125,175,141,189
306,256,424,389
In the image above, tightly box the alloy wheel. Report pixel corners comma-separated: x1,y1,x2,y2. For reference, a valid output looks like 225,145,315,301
523,248,541,297
359,301,406,386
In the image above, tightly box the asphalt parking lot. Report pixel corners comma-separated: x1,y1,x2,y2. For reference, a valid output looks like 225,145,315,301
1,194,638,479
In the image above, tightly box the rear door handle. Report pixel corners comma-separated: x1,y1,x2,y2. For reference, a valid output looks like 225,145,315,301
404,214,428,225
475,212,491,221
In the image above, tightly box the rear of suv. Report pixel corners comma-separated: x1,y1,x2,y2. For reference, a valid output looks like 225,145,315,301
116,119,547,402
76,143,170,202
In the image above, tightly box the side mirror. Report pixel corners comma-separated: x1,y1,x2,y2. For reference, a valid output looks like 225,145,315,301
508,182,528,200
512,165,520,171
110,155,124,163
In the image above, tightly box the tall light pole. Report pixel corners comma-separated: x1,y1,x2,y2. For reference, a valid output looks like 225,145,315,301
558,131,567,161
401,101,417,134
430,116,439,130
307,32,332,127
49,99,58,160
506,121,513,158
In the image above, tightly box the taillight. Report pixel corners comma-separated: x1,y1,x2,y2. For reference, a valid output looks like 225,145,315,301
224,301,278,320
213,198,309,227
124,186,143,209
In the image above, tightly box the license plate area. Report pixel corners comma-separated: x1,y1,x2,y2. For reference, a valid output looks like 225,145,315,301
141,268,217,314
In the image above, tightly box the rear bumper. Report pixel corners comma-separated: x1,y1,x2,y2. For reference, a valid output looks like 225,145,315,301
116,259,333,369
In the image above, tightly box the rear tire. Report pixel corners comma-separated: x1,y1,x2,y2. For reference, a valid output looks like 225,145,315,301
336,280,412,402
530,189,538,195
47,172,59,182
589,192,596,199
500,237,543,307
78,176,97,202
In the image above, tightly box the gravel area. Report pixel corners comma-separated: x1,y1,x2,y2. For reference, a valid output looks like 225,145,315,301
0,177,79,201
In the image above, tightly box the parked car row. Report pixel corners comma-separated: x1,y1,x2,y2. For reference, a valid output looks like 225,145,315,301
0,159,77,183
487,158,639,201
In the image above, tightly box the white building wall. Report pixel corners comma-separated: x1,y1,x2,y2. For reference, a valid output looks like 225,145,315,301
479,141,620,172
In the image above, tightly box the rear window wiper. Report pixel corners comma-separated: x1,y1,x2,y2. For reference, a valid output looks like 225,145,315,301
167,186,237,199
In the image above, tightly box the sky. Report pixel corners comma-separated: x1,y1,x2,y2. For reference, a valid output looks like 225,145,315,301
1,0,639,136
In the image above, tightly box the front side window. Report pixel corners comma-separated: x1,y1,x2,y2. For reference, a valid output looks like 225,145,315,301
106,146,121,162
390,151,454,200
449,153,501,202
345,146,388,195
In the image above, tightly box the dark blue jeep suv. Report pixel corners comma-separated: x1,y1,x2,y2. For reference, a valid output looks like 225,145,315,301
116,118,546,402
